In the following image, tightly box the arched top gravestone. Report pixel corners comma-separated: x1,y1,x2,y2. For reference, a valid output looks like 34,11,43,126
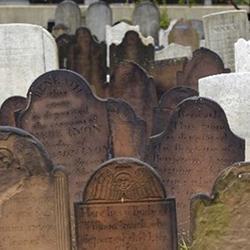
132,0,160,44
86,1,112,42
191,162,250,250
0,127,71,250
75,157,177,250
146,97,244,239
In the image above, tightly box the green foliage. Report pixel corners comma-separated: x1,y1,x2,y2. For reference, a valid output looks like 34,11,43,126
160,9,170,29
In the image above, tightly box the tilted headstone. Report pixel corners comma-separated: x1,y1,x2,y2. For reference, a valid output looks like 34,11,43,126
132,0,160,44
75,157,178,250
155,43,192,61
145,97,244,238
0,24,58,105
86,1,112,42
0,127,71,250
17,70,146,205
0,96,27,126
108,61,158,136
235,38,250,72
152,87,198,135
177,48,230,90
191,162,250,250
199,72,250,160
148,57,188,97
67,27,107,97
203,10,249,71
55,0,81,35
110,30,154,73
169,19,199,51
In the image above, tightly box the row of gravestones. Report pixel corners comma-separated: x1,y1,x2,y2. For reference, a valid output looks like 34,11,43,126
0,69,246,248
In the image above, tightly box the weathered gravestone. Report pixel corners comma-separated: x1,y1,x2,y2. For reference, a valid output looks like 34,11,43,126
234,38,250,72
132,0,160,44
67,27,107,97
145,97,244,238
108,61,158,136
177,47,230,90
0,126,71,250
152,87,198,135
148,57,188,97
86,1,112,42
0,96,26,126
75,157,178,250
191,162,250,250
169,19,199,52
0,24,58,105
17,69,146,205
190,19,205,40
110,30,154,73
199,72,250,160
203,10,249,71
155,43,192,61
55,0,81,35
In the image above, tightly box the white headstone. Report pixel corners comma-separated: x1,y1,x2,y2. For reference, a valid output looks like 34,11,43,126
55,0,81,35
235,38,250,72
159,19,178,47
203,10,249,71
86,1,112,42
155,43,192,61
199,73,249,159
132,0,160,44
0,24,58,105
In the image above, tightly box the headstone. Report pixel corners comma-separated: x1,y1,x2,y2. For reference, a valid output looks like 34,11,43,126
17,69,147,204
191,162,250,250
86,1,112,42
203,10,249,71
235,38,250,72
159,19,178,47
108,61,158,136
145,97,244,238
148,57,188,97
190,19,204,40
55,0,81,35
152,87,198,135
0,127,71,250
155,43,192,61
169,19,199,51
199,72,250,160
75,157,178,250
132,0,160,44
0,24,58,105
110,30,154,73
0,96,26,126
67,27,107,97
177,48,230,90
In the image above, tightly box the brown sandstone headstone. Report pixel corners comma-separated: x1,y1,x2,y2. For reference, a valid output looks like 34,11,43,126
0,96,27,126
191,162,250,250
152,87,198,135
107,61,158,136
67,27,107,97
75,157,178,250
145,97,244,239
0,127,71,250
177,48,230,90
148,57,188,98
110,30,154,73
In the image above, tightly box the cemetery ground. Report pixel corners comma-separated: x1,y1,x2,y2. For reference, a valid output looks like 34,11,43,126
0,0,250,250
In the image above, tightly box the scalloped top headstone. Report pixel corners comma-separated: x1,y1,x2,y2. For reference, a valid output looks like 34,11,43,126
145,97,244,238
0,127,71,250
203,10,249,71
132,0,160,44
177,48,230,90
0,24,58,105
75,157,177,250
191,162,250,250
55,0,81,35
86,1,112,42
